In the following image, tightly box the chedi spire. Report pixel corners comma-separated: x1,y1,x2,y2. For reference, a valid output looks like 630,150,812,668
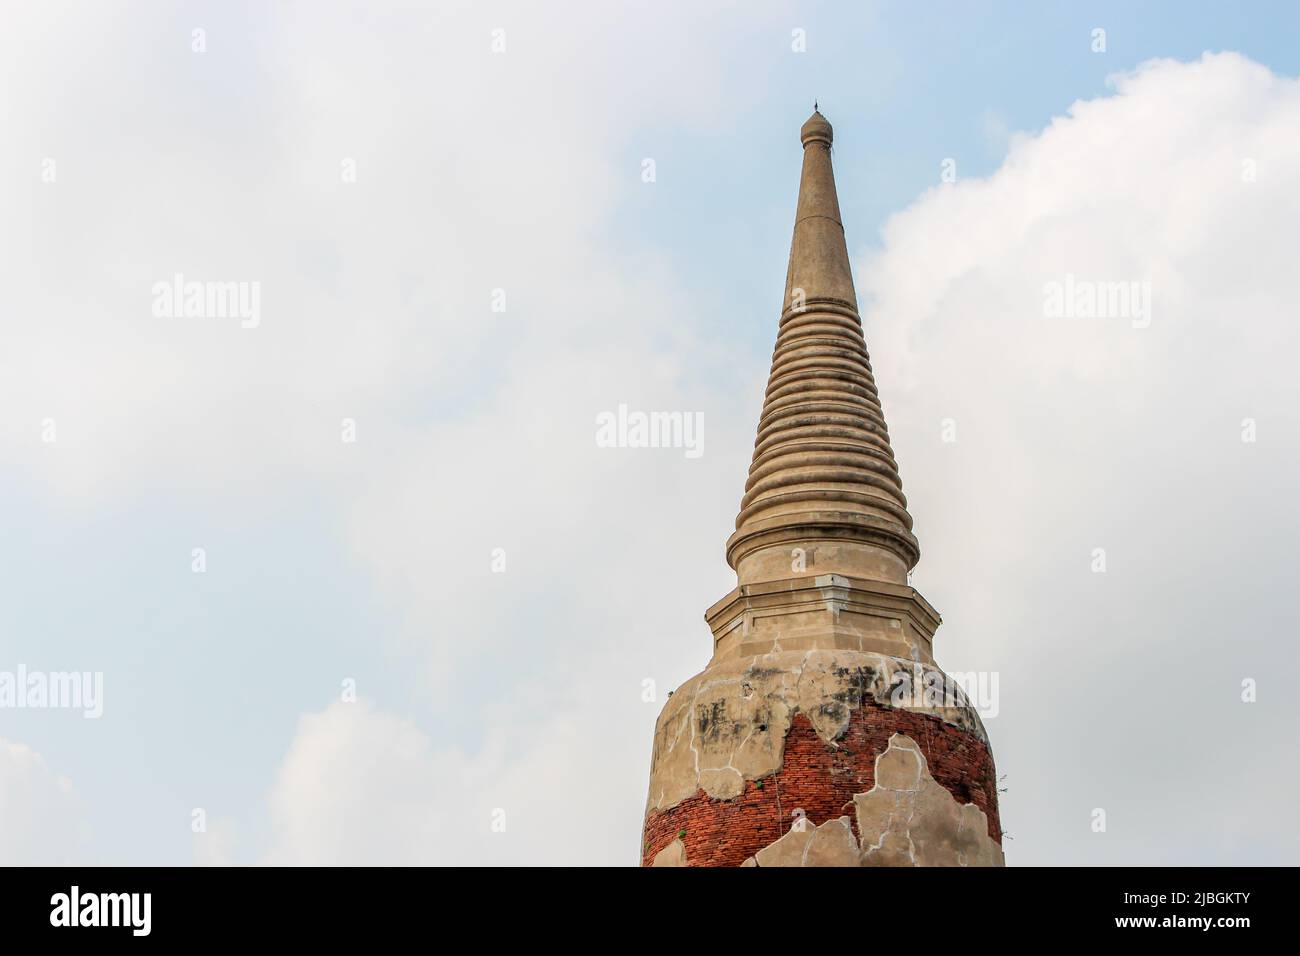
729,109,918,588
640,110,1004,868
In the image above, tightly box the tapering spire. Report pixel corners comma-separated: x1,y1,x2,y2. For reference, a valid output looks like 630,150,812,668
726,110,919,587
642,109,1004,870
785,109,853,311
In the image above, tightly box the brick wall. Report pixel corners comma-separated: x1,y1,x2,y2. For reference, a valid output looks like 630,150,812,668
641,698,1000,867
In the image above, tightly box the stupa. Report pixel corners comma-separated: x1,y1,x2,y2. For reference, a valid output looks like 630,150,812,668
640,109,1004,867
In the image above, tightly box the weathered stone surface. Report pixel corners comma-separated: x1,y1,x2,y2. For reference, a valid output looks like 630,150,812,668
803,818,861,866
650,839,686,867
733,733,1003,868
855,734,1004,867
645,648,988,812
708,574,941,665
874,734,924,790
858,823,914,867
642,703,1000,867
751,817,859,867
753,827,813,867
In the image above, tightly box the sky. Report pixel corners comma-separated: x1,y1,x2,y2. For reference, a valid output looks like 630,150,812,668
2,0,1298,865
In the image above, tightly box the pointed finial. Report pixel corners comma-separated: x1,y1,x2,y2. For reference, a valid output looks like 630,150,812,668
800,107,833,147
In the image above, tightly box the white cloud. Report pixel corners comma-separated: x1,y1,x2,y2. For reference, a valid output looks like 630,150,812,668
0,739,84,865
261,696,647,865
0,1,773,506
192,817,239,868
858,52,1300,863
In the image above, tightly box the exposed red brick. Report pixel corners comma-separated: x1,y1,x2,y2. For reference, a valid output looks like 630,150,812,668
641,698,1000,867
